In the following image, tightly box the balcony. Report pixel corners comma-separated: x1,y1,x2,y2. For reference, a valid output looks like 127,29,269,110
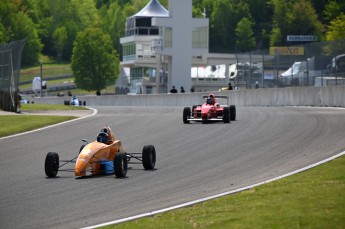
125,27,159,37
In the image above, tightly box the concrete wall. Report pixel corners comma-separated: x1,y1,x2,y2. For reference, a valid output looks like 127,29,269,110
32,85,345,108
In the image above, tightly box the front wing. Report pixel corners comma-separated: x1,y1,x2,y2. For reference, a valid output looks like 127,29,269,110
50,153,144,176
187,117,224,122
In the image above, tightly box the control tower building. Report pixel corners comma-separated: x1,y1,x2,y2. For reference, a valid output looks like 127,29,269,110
120,0,209,94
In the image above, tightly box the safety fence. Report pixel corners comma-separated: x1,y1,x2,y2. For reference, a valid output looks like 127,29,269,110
233,39,345,89
0,39,26,112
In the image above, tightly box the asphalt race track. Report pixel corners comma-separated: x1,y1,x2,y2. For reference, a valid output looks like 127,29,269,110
1,106,345,229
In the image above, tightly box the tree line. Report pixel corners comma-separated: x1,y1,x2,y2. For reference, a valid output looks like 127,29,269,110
0,0,344,66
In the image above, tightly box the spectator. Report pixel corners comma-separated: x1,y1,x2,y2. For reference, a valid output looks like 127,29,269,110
170,86,177,93
180,86,185,93
255,81,259,89
228,82,233,90
15,93,22,113
190,87,195,93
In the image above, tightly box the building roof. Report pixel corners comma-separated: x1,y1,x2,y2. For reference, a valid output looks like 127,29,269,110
134,0,169,17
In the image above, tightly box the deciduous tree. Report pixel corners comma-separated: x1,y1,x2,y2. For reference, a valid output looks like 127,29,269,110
325,13,345,55
211,0,251,52
0,1,42,65
270,0,322,46
71,28,119,93
53,26,67,61
235,17,256,52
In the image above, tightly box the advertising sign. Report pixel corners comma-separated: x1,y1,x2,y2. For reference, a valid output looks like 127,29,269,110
269,46,305,55
287,35,317,42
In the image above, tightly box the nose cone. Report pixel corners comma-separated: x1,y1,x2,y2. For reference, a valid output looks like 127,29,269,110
75,149,93,176
75,158,88,176
75,169,86,176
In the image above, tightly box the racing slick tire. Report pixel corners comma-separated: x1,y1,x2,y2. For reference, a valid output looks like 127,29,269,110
114,152,128,178
142,145,156,170
230,105,236,121
223,107,230,123
183,107,191,124
45,152,59,177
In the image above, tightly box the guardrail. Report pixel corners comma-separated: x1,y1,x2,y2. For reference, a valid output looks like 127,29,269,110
31,85,345,108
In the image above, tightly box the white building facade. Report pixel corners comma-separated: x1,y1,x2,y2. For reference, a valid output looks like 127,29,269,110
120,0,209,94
119,0,272,93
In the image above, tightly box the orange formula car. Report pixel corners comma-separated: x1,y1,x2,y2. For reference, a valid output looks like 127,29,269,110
44,127,156,178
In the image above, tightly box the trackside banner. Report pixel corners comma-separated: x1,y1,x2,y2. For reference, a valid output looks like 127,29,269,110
269,46,305,56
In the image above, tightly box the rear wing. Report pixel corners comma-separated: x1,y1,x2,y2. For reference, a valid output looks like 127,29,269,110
202,95,229,106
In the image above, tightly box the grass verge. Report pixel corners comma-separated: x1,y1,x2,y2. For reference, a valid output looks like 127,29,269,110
20,63,72,82
21,103,89,111
106,154,345,229
0,104,89,137
0,115,75,137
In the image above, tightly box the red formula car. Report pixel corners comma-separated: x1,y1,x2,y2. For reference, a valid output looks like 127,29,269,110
183,94,236,123
44,126,156,178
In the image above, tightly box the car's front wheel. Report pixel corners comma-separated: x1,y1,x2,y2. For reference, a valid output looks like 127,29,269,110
45,152,59,177
223,107,230,123
142,145,156,170
114,152,127,178
183,107,191,124
230,105,236,121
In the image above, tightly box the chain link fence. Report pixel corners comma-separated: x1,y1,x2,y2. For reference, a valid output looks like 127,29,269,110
0,39,26,112
232,39,345,89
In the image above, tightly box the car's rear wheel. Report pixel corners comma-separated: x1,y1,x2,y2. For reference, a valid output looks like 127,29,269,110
114,152,127,178
142,145,156,170
230,105,236,121
183,107,191,124
45,152,59,177
223,107,230,123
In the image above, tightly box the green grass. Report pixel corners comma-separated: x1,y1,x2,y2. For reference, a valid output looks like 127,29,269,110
21,103,89,111
19,78,74,89
19,63,117,95
0,104,89,137
0,115,75,137
106,155,345,229
20,63,72,82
